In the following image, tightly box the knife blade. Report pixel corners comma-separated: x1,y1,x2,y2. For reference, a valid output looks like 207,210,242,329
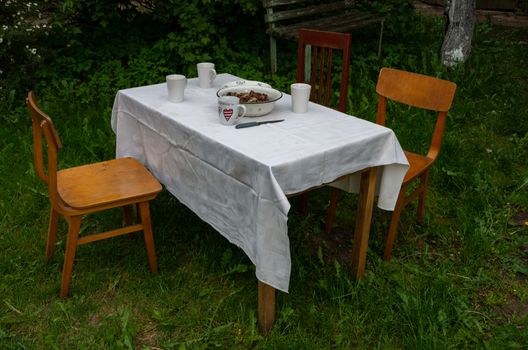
235,119,285,129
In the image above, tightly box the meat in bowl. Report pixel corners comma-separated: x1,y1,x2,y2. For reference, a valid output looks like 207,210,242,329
226,90,269,103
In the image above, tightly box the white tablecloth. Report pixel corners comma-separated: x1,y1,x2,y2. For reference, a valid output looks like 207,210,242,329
111,73,409,293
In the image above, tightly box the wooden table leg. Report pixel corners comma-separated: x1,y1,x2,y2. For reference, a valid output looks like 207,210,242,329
257,167,376,333
258,281,276,335
351,167,378,278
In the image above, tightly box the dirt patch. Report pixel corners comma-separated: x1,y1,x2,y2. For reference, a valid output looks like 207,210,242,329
513,211,528,226
492,294,528,324
305,226,355,269
90,314,101,326
135,321,163,350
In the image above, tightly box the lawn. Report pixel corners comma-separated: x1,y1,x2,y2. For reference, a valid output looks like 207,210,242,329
1,6,527,349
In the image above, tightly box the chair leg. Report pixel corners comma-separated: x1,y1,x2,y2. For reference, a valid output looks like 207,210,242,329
416,171,429,223
60,215,81,299
123,205,135,238
46,207,60,259
383,185,407,260
270,36,277,74
139,202,158,274
123,205,133,226
299,193,309,217
325,188,341,234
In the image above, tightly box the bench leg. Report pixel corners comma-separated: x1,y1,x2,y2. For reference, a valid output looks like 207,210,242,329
304,45,312,82
270,36,277,74
378,19,385,58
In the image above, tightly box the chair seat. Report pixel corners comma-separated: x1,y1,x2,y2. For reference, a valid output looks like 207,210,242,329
403,151,434,184
58,157,161,210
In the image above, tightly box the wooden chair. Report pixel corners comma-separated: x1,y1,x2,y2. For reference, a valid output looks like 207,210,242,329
296,29,352,214
325,68,457,259
297,28,352,113
27,91,162,298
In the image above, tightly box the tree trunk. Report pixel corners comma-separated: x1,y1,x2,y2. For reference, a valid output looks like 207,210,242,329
441,0,476,67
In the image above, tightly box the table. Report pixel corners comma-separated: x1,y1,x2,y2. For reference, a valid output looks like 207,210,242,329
111,73,409,333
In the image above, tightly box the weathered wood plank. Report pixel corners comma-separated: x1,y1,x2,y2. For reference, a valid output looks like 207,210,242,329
421,0,517,10
265,2,347,23
263,0,308,8
268,12,383,39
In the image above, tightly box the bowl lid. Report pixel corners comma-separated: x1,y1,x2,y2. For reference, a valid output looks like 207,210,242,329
220,80,272,89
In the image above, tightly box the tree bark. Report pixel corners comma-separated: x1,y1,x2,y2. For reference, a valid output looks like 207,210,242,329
441,0,476,67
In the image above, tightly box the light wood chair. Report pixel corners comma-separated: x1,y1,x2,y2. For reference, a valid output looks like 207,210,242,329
27,91,162,298
297,28,351,113
325,68,457,259
296,29,352,214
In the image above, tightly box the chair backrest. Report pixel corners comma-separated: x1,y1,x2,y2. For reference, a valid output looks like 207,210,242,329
375,67,457,160
27,91,63,209
297,28,351,113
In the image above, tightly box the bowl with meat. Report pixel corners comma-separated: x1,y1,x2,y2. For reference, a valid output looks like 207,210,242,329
216,81,283,117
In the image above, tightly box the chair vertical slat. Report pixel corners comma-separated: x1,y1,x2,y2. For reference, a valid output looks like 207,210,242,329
31,115,48,183
428,111,447,160
41,120,61,212
310,46,318,101
317,47,325,104
325,49,333,106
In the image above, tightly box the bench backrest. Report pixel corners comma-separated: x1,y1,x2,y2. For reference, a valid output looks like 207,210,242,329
263,0,355,25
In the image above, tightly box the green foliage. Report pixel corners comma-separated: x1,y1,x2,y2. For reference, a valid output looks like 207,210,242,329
359,0,419,39
0,1,53,105
0,0,265,112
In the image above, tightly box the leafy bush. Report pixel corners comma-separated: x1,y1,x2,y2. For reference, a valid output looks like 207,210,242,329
359,0,419,39
1,0,266,114
0,1,52,107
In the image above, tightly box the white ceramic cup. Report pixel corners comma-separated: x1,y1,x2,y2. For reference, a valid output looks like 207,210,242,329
291,83,311,113
197,62,217,88
166,74,187,102
218,96,247,126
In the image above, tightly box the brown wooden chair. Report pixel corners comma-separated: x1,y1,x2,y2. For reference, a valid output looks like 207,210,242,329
297,28,351,113
296,29,352,213
325,67,457,259
27,91,162,298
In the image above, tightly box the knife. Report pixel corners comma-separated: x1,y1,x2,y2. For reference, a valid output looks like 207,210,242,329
235,119,285,129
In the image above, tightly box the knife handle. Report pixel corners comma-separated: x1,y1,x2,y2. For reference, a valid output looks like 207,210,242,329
235,122,259,129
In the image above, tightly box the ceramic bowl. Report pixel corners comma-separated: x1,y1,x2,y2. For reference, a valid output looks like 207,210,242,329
216,81,282,117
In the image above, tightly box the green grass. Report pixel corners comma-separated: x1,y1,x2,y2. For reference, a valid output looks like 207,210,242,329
1,16,527,349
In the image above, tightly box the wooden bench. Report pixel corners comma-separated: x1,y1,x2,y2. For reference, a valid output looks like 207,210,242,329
263,0,384,73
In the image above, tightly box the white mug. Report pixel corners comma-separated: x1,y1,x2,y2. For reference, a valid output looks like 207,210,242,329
166,74,187,102
197,62,217,88
291,83,311,113
218,96,247,126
